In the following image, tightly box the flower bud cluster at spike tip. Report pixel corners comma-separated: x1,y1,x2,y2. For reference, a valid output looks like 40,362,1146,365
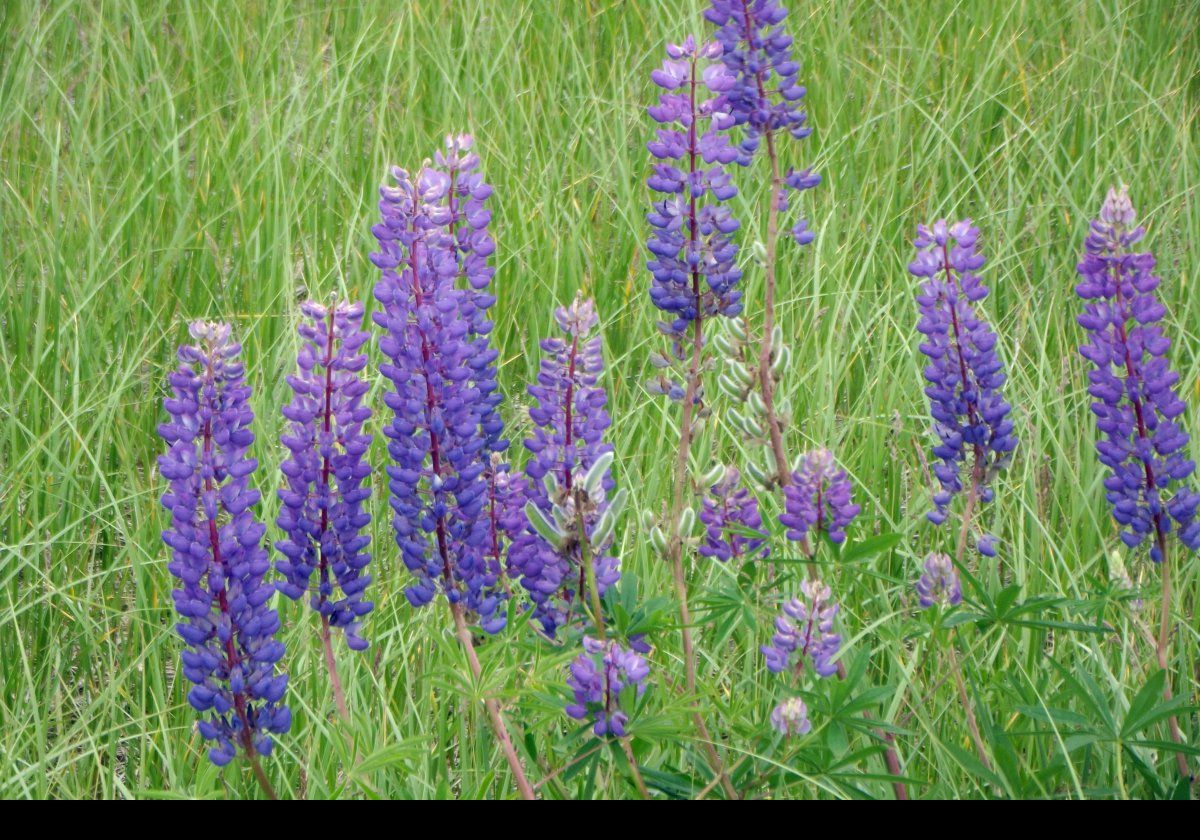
780,449,860,545
275,300,374,651
770,697,812,737
565,637,650,738
705,0,820,245
370,153,508,634
910,220,1016,551
646,35,743,338
761,579,841,678
157,321,290,766
1076,186,1200,559
915,552,962,609
698,466,769,561
509,296,619,636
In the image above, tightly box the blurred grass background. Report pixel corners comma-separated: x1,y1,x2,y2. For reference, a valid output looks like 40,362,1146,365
1,0,1198,798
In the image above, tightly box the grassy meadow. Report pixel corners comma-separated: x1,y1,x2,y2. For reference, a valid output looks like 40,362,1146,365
1,0,1199,799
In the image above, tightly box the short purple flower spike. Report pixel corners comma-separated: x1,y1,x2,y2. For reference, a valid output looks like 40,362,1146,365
761,579,841,678
698,466,769,561
370,145,508,634
509,296,619,636
275,300,373,651
910,220,1016,552
646,35,743,339
915,552,962,609
780,449,861,546
1076,186,1200,560
158,321,290,766
705,0,819,245
565,637,650,738
770,696,812,737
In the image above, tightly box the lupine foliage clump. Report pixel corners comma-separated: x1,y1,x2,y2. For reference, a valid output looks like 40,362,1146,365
158,322,290,766
275,301,374,650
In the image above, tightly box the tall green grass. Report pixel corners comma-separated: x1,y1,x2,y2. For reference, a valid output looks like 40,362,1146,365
1,0,1197,799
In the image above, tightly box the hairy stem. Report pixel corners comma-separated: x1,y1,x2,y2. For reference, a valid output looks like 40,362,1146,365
450,602,537,800
620,736,650,799
320,615,350,724
947,638,990,771
799,540,909,800
1156,541,1192,781
757,129,790,489
246,750,279,800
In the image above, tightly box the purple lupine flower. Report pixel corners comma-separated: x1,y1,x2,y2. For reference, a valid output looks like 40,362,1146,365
698,466,769,561
275,300,373,651
430,135,506,456
158,321,290,766
509,296,619,636
911,220,1016,552
565,637,650,738
770,696,812,737
780,449,861,546
705,0,820,244
483,454,527,596
1076,186,1200,559
915,552,962,609
646,35,743,343
761,578,841,678
370,160,507,633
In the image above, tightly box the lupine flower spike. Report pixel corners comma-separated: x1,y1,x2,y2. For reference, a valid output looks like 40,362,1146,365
371,145,535,799
705,0,819,491
911,219,1016,556
644,34,744,799
565,637,650,738
158,321,288,795
761,578,841,678
698,466,769,562
275,300,372,722
371,158,507,634
915,552,962,609
510,296,624,637
646,34,741,401
781,448,861,548
770,696,812,737
1076,185,1197,777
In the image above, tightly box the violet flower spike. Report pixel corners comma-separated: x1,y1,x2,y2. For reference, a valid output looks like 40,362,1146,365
646,35,743,344
157,321,290,767
910,219,1016,553
370,162,507,633
770,696,812,737
761,578,841,678
509,296,619,637
1076,186,1200,559
698,466,769,561
565,636,651,738
780,448,861,546
705,0,820,245
915,552,962,609
276,300,374,651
